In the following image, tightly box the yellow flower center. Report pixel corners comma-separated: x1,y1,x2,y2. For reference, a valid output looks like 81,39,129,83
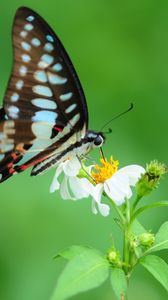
92,156,119,183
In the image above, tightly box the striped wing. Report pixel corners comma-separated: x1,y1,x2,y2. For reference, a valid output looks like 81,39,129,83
0,6,88,182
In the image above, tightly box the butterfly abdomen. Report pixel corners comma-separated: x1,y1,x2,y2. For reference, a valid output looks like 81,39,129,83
31,138,92,176
31,131,105,176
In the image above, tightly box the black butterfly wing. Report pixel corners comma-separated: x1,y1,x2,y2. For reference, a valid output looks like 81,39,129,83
0,6,88,182
5,6,88,130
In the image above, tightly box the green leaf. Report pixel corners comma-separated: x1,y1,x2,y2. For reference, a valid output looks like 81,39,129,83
132,219,146,235
110,268,127,300
54,245,91,260
50,248,110,300
140,255,168,292
145,222,168,254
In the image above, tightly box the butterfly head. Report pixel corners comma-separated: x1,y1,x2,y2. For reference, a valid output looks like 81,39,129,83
86,131,105,148
93,132,105,147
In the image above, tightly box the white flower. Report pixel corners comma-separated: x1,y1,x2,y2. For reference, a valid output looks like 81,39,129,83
50,156,109,215
50,155,145,217
50,156,91,200
92,165,145,211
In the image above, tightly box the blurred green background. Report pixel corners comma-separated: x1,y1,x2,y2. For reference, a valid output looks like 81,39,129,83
0,0,168,299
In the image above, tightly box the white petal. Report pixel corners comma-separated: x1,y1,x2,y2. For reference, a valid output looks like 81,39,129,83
91,184,103,215
63,156,81,176
117,165,145,186
104,172,132,205
80,177,95,193
98,203,110,217
92,199,98,215
50,163,63,193
60,176,74,200
92,183,104,203
68,177,91,199
91,184,110,216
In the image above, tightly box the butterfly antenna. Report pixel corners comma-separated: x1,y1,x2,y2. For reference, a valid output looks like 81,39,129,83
102,128,112,135
100,103,133,131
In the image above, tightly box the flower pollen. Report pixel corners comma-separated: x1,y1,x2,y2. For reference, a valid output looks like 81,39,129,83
92,156,119,183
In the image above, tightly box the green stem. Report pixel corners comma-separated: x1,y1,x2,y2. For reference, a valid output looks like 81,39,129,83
123,227,130,274
130,200,168,224
124,290,129,300
123,199,131,275
132,195,142,211
107,196,126,225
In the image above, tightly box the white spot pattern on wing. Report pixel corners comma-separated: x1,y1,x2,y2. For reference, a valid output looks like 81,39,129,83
19,66,28,76
24,23,34,31
34,70,48,83
47,72,67,85
10,93,19,102
16,80,24,90
38,54,54,68
21,41,31,51
44,43,54,52
65,103,77,114
31,98,57,109
21,54,31,63
8,106,19,119
26,15,35,22
20,31,28,38
60,92,73,101
33,85,53,97
32,111,57,122
31,38,41,47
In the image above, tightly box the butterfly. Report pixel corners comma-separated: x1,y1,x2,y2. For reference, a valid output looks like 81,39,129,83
0,6,105,183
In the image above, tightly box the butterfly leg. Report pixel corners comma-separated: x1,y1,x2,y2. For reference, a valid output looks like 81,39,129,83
80,154,96,164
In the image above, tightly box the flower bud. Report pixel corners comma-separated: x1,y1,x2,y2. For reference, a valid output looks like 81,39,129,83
139,232,155,248
136,160,167,198
130,237,139,250
107,248,121,267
